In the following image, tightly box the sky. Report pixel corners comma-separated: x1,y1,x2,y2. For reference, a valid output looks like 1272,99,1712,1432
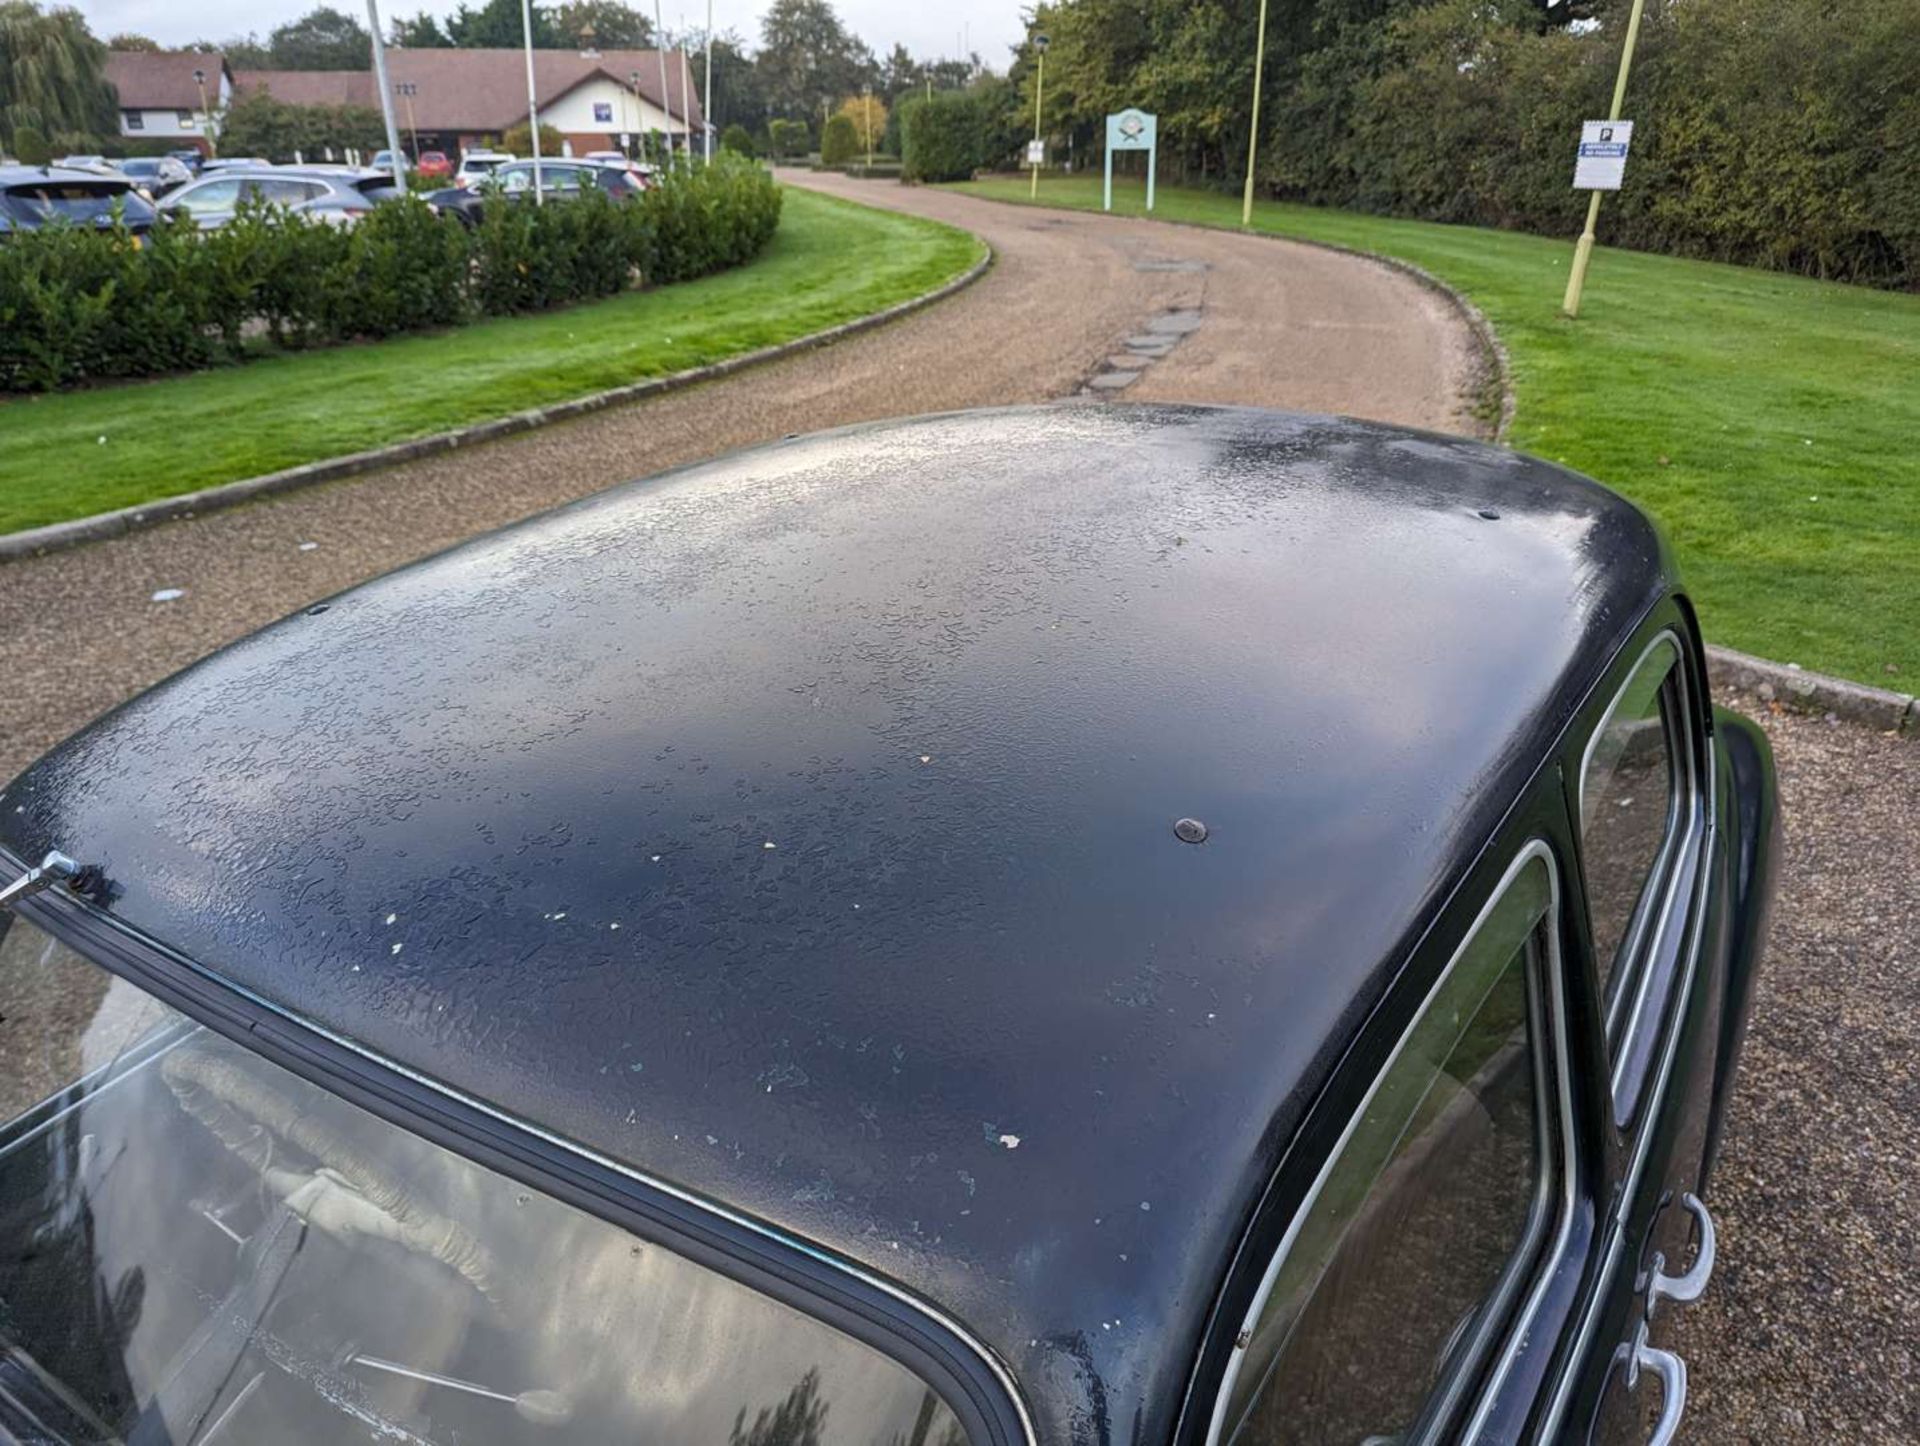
73,0,1030,68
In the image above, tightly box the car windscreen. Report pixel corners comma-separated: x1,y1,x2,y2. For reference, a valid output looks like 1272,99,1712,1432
0,911,977,1446
1,181,147,225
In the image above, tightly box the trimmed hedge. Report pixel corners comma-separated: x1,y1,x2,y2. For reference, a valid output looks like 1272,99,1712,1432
900,87,1022,184
0,155,781,391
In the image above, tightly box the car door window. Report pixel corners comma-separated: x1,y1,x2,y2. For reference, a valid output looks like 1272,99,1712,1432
1580,637,1681,1017
1213,850,1567,1446
175,178,241,216
1577,634,1701,1126
255,178,327,206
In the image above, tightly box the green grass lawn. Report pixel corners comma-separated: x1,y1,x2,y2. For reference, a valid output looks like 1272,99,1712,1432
956,175,1920,688
0,187,983,537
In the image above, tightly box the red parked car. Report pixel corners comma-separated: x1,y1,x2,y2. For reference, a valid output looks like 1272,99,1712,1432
415,150,453,180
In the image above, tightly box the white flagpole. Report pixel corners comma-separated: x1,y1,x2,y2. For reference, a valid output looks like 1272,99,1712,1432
521,0,544,203
364,0,407,188
654,0,673,161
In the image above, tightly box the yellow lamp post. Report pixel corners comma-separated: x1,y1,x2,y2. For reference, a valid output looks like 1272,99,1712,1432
192,67,218,159
1028,32,1049,200
1562,0,1650,319
1241,0,1270,227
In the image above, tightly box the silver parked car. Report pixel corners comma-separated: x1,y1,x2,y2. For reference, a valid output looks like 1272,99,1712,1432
114,155,194,197
160,166,405,229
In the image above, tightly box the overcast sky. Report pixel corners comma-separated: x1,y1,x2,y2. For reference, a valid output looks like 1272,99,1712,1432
74,0,1029,68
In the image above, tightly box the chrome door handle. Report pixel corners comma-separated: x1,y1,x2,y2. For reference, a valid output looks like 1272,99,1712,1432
1646,1193,1716,1314
1619,1318,1688,1446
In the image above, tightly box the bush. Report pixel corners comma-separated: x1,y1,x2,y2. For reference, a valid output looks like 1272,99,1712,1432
219,88,387,163
720,123,755,157
900,85,1021,183
502,120,567,159
765,118,810,161
820,114,859,166
0,156,783,391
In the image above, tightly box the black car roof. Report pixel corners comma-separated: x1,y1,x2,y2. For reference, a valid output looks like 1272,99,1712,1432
0,405,1672,1441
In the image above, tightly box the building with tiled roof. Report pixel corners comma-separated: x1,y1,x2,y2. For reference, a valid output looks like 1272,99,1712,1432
104,52,233,154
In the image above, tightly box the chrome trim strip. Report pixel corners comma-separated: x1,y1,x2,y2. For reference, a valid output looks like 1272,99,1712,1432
1576,630,1685,1047
1203,840,1577,1446
0,885,1038,1446
1536,673,1718,1443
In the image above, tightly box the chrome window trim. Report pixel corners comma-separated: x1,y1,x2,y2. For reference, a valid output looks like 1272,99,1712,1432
0,886,1037,1446
1577,632,1684,1030
1576,629,1705,1123
1534,735,1716,1445
1203,841,1579,1446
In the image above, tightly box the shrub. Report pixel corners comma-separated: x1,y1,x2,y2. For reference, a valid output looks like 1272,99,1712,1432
11,125,50,165
502,120,567,159
765,118,810,161
0,156,784,391
820,114,859,166
720,123,755,156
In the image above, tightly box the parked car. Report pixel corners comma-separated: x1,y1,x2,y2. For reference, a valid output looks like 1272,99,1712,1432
197,156,273,174
52,154,110,173
0,164,158,237
415,149,453,180
166,147,205,173
582,149,656,186
114,155,193,197
0,407,1778,1446
455,148,513,183
159,166,405,229
426,158,645,225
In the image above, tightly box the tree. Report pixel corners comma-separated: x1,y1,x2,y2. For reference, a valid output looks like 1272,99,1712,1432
818,111,857,164
687,29,765,136
105,31,160,50
728,1369,828,1446
0,2,116,156
266,6,371,69
502,118,565,155
388,11,450,46
444,0,563,47
217,85,386,159
757,0,874,121
834,93,885,158
720,122,754,155
553,0,652,47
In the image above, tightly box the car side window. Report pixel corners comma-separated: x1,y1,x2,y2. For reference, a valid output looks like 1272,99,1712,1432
176,178,241,215
256,178,326,205
1579,636,1683,1044
1214,852,1563,1446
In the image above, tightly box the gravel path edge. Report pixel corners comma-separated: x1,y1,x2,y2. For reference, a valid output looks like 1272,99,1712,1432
0,241,995,567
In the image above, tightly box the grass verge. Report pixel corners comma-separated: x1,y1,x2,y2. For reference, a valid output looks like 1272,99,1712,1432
0,187,984,536
955,175,1919,688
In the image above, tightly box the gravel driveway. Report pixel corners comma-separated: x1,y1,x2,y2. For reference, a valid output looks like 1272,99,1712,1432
1,174,1912,1441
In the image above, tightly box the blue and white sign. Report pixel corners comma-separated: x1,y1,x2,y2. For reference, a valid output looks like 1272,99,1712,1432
1104,108,1158,212
1573,119,1634,191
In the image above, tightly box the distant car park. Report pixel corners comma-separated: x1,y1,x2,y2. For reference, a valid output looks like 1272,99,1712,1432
0,165,157,236
426,159,645,225
158,167,405,230
454,149,513,184
115,156,193,197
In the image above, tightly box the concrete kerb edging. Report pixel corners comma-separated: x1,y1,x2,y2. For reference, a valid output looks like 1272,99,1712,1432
1706,645,1916,735
0,243,996,566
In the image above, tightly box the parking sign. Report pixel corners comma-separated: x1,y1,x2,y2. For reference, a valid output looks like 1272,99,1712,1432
1573,120,1634,191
